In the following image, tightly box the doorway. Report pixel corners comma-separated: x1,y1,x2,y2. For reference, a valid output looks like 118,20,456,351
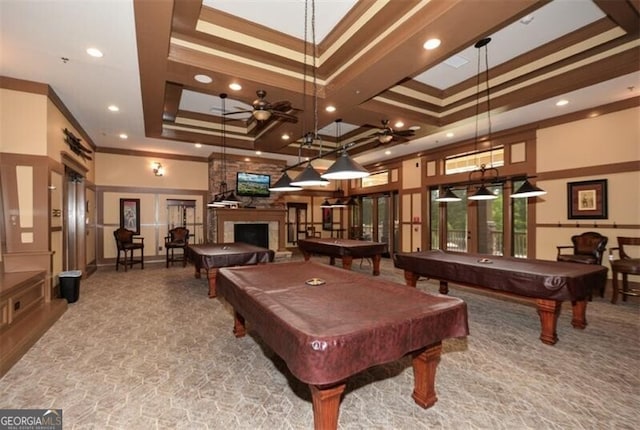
64,168,86,271
286,202,307,245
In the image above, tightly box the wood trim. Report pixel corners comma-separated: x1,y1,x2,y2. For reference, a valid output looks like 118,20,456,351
537,223,639,229
95,146,209,163
60,152,89,176
537,161,640,182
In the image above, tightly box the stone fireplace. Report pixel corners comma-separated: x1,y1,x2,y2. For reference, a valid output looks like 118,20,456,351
211,208,287,251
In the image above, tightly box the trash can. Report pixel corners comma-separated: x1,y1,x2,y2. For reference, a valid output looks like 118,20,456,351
59,270,82,303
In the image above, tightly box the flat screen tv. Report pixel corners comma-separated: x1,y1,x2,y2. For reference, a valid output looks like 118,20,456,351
236,172,271,197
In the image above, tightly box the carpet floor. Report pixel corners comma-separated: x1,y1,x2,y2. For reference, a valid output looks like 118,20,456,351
1,253,638,429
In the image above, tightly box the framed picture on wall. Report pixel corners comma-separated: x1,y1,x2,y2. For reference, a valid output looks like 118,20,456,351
120,198,140,234
567,179,607,219
322,207,332,231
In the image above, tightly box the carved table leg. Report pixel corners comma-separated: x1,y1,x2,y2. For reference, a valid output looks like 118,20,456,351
329,256,336,266
536,299,561,345
403,270,419,287
439,280,449,295
207,268,218,298
194,263,202,279
309,383,346,430
341,256,353,271
371,254,381,276
570,300,588,329
411,342,442,408
233,311,246,338
302,251,312,262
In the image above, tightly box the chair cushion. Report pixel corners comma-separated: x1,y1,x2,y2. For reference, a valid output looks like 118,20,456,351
166,240,186,247
557,254,598,265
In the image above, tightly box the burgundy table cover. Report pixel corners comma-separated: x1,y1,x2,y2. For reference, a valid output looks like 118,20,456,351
393,250,607,301
297,238,388,258
216,261,468,386
187,243,274,269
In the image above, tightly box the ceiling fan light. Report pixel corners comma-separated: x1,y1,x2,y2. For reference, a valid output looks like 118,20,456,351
269,172,302,192
321,152,370,180
253,109,271,121
378,134,393,144
511,179,547,198
468,184,498,200
290,164,330,187
435,188,462,202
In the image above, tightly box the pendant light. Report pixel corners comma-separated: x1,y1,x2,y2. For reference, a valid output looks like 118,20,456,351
435,187,462,202
291,0,329,188
511,179,547,198
468,38,499,201
322,119,370,180
269,171,302,192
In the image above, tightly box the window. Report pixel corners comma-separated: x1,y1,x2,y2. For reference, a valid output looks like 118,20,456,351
361,170,389,187
444,148,504,175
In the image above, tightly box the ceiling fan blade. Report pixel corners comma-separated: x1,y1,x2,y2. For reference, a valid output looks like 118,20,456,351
271,111,298,123
271,100,292,111
394,130,415,137
224,110,252,115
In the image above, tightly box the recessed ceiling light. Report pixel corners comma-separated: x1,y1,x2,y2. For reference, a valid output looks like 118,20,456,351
244,157,250,162
325,105,336,113
255,151,262,155
423,38,441,50
281,133,290,140
409,125,421,131
446,132,454,138
394,121,404,128
108,105,119,112
385,150,391,155
194,74,212,84
556,99,569,107
195,143,202,148
520,15,534,25
229,82,242,91
119,133,128,139
86,47,103,58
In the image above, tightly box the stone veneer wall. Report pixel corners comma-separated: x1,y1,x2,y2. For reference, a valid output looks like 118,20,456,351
207,155,287,242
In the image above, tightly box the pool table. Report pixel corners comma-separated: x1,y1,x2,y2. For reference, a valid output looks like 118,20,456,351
393,250,608,345
186,243,274,297
216,261,468,430
297,238,388,276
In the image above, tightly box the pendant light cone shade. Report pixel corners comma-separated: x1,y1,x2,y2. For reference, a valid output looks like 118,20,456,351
511,179,547,198
468,184,497,200
435,188,462,202
332,199,347,208
222,191,239,204
290,164,329,187
320,199,332,208
322,152,370,180
269,172,302,191
346,196,357,206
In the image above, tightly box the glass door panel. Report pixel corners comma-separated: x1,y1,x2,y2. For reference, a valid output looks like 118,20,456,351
512,180,528,257
445,189,468,252
476,185,504,255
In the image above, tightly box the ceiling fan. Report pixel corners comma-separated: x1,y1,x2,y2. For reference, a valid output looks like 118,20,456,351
373,119,415,144
225,90,298,123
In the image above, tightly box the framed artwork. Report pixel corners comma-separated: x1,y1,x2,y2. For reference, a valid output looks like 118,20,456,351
567,179,607,219
120,198,140,234
322,207,333,231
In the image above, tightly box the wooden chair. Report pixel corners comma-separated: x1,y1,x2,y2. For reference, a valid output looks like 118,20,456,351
113,228,144,271
165,227,189,268
609,237,640,303
557,231,608,296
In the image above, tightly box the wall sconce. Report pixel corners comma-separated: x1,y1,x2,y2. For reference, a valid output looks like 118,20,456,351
152,162,164,176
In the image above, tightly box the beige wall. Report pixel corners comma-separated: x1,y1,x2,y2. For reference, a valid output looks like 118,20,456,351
95,152,208,189
0,89,47,155
535,107,640,270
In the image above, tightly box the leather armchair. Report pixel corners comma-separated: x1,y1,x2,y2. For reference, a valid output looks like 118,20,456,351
557,231,607,297
114,228,144,271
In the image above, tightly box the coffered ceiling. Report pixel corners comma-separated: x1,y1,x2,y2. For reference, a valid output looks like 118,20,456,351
1,0,638,168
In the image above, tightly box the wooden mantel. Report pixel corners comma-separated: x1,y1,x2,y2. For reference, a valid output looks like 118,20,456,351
213,208,287,251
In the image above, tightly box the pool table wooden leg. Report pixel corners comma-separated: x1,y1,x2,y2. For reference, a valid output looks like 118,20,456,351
371,254,381,276
309,383,346,430
341,256,353,271
570,300,588,329
233,311,246,338
535,299,561,345
411,342,442,408
403,270,420,287
206,268,218,298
